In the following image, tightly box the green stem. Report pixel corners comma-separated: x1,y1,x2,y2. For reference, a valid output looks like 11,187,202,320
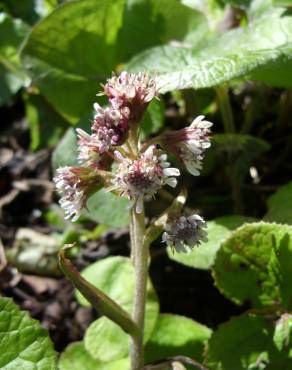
216,85,235,133
130,206,148,370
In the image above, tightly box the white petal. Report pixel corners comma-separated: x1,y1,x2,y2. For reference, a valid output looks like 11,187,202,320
190,115,205,128
165,177,177,188
163,168,180,177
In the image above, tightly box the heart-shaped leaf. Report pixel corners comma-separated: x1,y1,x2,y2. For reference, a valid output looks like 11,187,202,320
0,297,57,370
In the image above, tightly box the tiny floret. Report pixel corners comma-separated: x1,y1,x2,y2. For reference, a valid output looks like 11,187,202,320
103,72,157,122
162,214,207,253
76,128,102,168
92,104,129,151
110,145,180,213
160,115,212,176
53,166,99,221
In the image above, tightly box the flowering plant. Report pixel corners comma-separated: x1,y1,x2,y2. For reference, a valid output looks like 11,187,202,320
55,72,212,370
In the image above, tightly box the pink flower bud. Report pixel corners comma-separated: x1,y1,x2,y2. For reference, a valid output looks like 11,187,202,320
103,71,157,123
159,115,212,176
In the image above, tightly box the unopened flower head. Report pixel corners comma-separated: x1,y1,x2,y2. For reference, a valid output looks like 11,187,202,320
110,145,180,213
162,214,207,253
160,115,212,176
76,128,102,168
54,166,99,221
92,104,129,151
103,71,157,122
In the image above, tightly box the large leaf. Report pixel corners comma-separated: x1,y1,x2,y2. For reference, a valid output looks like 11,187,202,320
21,0,125,122
212,222,292,308
205,313,292,370
144,314,212,364
59,342,129,370
0,297,57,369
76,256,159,362
264,182,292,224
21,0,207,121
52,128,129,227
0,12,30,105
128,7,292,90
168,215,255,270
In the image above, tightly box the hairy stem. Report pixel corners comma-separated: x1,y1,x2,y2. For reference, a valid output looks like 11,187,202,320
130,206,148,370
216,85,235,133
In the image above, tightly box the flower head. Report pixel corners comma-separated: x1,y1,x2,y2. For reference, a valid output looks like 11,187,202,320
53,166,100,221
103,71,157,122
91,103,129,151
110,145,180,213
162,214,207,253
76,128,102,168
160,115,212,176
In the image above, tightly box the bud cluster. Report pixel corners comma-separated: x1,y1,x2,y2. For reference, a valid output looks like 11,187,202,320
54,71,212,251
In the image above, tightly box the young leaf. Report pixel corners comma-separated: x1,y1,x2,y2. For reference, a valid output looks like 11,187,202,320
264,182,292,224
212,222,292,308
168,215,256,270
59,342,130,370
144,314,212,364
59,245,140,338
75,256,159,362
205,314,275,370
0,297,57,369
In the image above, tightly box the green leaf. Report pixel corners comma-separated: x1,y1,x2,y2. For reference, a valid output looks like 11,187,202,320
59,342,130,370
140,99,165,140
76,256,159,362
168,215,256,270
128,8,292,90
52,128,129,227
0,12,30,105
59,245,139,338
206,314,275,370
21,0,125,122
212,222,292,307
144,314,212,364
21,0,206,121
264,182,292,224
86,189,129,228
273,0,292,7
119,0,209,59
269,233,292,310
0,297,57,369
25,93,69,150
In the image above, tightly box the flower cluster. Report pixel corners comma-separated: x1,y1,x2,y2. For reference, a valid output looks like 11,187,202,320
110,145,180,213
103,71,157,122
54,71,212,252
159,115,212,176
54,72,158,221
162,214,208,253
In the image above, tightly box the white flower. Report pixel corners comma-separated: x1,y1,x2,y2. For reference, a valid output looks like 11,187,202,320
160,115,212,176
53,166,100,221
110,145,180,213
162,214,207,253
